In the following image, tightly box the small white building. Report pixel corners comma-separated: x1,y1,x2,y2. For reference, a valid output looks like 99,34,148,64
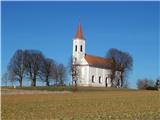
72,22,121,87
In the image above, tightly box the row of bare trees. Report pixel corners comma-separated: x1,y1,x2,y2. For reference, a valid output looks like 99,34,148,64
3,49,66,87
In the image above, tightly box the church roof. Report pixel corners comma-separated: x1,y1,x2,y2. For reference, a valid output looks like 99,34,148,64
75,22,84,40
85,54,112,68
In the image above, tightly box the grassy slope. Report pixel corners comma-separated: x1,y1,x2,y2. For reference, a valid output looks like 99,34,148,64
1,86,136,92
1,86,73,91
2,90,160,120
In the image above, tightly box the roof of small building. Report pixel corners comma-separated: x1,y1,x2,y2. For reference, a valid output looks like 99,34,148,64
84,54,112,68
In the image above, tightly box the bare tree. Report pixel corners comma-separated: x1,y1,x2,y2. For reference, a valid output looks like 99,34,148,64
155,79,160,91
52,63,66,86
69,57,80,91
57,64,66,85
137,79,147,89
40,58,55,86
106,48,133,87
24,50,44,87
2,71,17,87
52,62,59,85
137,78,155,90
2,72,9,86
8,50,25,87
106,58,117,87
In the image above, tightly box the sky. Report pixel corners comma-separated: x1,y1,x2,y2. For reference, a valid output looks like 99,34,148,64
1,1,160,88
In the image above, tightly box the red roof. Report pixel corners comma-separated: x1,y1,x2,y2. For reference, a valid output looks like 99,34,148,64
85,54,112,67
75,22,84,40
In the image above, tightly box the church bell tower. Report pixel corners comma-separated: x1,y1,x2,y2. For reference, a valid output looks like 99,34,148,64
72,22,85,64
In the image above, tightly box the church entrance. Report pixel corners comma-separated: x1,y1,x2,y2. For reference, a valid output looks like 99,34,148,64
105,77,108,87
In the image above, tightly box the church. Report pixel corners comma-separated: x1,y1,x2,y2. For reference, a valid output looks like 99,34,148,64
72,22,121,87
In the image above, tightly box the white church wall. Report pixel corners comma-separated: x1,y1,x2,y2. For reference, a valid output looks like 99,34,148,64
88,66,112,87
77,65,89,86
77,65,113,87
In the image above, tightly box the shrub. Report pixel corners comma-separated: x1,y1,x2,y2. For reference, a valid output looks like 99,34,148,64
137,79,156,90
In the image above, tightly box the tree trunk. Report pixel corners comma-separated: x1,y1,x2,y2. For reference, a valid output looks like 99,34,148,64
45,76,49,86
73,80,78,91
31,79,34,86
120,72,124,88
33,77,36,87
60,76,63,85
61,79,64,85
29,72,34,87
55,76,58,85
110,58,116,87
46,81,49,86
19,76,23,87
31,76,36,87
117,79,120,88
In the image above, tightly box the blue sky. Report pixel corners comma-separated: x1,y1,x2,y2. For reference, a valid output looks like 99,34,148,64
1,1,159,88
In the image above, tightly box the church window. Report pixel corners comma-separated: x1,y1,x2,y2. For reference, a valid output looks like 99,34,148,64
80,45,83,52
74,57,77,63
75,45,77,52
99,76,101,83
92,75,94,83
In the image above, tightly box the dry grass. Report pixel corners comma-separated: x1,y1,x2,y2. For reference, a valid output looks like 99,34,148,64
2,90,160,120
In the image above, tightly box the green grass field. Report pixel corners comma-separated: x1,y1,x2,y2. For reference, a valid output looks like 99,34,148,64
1,88,160,120
1,86,136,92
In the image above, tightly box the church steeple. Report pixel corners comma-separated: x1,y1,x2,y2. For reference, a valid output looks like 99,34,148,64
75,22,84,40
72,21,86,64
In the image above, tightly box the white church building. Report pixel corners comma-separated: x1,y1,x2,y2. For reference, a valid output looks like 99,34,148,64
72,22,121,87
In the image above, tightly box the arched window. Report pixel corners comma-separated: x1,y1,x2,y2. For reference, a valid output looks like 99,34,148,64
75,45,77,52
99,76,101,83
80,45,83,52
92,75,94,83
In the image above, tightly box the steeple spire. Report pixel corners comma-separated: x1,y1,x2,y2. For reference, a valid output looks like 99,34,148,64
75,21,84,40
